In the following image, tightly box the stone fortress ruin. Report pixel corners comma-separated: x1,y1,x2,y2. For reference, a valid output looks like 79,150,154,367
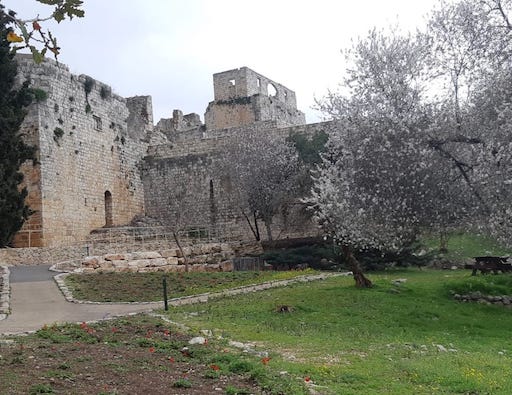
11,56,332,251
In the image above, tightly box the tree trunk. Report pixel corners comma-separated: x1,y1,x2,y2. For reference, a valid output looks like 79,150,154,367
341,244,372,288
173,231,189,272
253,211,261,241
242,210,260,241
264,219,273,241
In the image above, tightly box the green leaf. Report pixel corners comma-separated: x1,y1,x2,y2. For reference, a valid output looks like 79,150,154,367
63,0,85,19
36,0,62,5
29,46,44,64
53,10,65,23
18,23,30,40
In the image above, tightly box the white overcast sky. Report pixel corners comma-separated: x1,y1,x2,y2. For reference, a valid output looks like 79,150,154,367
4,0,439,124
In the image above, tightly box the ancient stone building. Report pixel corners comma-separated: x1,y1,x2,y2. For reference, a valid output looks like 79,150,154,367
13,60,329,248
13,55,150,247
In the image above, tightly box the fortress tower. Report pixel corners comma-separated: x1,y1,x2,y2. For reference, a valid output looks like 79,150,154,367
204,67,305,130
12,55,151,247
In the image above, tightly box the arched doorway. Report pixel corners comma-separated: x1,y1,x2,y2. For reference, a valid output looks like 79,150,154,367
104,190,113,227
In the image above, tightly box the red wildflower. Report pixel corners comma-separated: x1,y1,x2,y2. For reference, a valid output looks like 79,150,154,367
149,347,155,353
261,357,271,365
210,364,220,371
304,376,311,383
163,329,170,337
169,357,175,363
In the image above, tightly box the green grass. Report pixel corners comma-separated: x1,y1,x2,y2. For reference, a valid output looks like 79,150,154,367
167,269,512,394
447,274,512,296
64,270,316,302
424,232,512,262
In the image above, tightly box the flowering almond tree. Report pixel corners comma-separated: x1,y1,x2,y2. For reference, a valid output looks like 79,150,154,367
312,0,512,287
218,130,305,241
312,29,472,287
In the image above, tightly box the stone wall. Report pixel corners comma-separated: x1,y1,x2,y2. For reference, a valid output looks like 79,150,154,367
142,121,334,241
8,62,329,251
70,243,235,274
13,55,148,247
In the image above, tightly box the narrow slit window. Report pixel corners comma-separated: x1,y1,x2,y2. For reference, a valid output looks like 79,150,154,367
93,115,102,131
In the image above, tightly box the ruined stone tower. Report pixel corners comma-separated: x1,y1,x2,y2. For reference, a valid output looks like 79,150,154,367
204,67,305,130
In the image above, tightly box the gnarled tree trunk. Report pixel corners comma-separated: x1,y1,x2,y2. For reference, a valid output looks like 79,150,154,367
341,244,372,288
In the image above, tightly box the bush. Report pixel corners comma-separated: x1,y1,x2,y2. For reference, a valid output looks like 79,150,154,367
447,275,512,296
261,240,432,271
262,245,338,270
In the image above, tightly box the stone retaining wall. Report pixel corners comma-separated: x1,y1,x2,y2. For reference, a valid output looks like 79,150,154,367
454,291,512,306
0,245,87,266
54,243,235,273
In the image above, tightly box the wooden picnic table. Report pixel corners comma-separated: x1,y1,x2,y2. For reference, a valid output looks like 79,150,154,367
465,256,512,275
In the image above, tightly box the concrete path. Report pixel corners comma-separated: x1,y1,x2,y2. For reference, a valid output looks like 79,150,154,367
0,265,162,335
0,265,349,336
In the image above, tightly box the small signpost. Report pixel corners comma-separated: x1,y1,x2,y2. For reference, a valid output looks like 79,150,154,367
163,276,168,311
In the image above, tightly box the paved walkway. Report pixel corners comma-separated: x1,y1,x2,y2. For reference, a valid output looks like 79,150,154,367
0,265,162,335
0,265,349,336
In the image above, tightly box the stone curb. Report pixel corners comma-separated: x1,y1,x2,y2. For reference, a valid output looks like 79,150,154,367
54,271,351,306
0,265,10,320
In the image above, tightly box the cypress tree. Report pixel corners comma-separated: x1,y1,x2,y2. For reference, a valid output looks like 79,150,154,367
0,4,36,247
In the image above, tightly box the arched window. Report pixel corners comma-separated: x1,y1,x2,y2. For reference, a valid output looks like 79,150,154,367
104,190,113,227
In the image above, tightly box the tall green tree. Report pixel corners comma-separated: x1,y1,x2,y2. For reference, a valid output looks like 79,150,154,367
0,3,35,247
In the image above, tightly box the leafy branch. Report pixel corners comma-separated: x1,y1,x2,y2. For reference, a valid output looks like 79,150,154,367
5,0,84,63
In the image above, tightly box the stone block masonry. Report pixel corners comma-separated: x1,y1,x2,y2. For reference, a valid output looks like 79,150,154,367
142,121,335,241
10,61,331,252
13,55,150,247
53,242,235,274
205,67,305,130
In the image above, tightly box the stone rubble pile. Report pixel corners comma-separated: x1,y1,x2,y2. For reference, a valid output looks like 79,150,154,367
454,291,512,306
77,243,234,273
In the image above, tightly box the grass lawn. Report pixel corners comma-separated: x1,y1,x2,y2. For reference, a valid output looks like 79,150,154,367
424,232,512,262
64,270,317,302
165,269,512,394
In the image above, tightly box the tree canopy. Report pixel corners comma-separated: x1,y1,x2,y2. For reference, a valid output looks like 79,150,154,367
3,0,84,63
0,3,36,247
311,0,512,286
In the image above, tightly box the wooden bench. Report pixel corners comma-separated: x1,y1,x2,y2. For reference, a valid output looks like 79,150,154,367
465,256,512,275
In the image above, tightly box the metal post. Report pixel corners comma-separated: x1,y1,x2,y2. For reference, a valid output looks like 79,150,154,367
163,277,168,311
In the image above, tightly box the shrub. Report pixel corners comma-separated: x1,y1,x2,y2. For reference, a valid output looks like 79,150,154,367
172,378,192,388
53,127,64,144
83,76,95,95
29,88,48,102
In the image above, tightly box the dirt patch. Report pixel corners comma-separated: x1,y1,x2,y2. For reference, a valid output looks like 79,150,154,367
0,315,264,394
64,271,314,302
